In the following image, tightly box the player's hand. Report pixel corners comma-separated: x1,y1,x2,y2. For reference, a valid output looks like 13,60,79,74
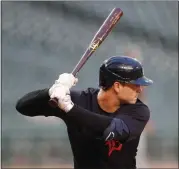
49,84,74,112
49,83,69,99
55,73,78,88
57,92,74,112
48,73,77,110
49,72,78,97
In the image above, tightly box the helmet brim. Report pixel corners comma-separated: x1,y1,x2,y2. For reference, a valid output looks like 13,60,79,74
130,76,153,86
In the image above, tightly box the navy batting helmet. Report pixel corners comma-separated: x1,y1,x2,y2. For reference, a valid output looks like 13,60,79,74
99,56,153,89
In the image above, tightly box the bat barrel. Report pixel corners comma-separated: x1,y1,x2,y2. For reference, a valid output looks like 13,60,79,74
71,8,123,76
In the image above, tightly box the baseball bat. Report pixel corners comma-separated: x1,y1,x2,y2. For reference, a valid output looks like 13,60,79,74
49,8,123,107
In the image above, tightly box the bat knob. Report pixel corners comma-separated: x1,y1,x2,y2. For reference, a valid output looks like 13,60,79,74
48,98,59,108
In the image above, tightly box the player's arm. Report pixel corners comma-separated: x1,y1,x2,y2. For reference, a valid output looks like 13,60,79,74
66,104,150,143
16,88,67,120
16,73,78,121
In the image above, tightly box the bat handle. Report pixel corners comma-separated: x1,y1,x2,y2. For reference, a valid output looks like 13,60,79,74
48,98,59,108
71,66,79,77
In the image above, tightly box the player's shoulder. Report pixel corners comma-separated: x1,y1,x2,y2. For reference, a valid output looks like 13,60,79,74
131,98,149,110
70,87,99,103
71,87,99,96
121,99,150,121
81,87,99,95
136,99,149,108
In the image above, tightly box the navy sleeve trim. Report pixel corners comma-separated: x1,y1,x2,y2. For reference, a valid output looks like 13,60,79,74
103,118,130,143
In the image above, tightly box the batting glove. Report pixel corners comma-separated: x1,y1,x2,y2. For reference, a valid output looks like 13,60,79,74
57,92,74,112
55,73,78,88
48,73,77,112
49,84,74,112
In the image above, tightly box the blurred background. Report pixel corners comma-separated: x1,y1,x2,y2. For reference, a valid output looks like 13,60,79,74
2,1,178,168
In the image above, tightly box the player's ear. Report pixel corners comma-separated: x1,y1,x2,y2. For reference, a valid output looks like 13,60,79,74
113,81,121,94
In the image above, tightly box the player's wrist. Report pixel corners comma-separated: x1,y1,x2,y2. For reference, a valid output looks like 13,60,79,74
63,101,74,113
55,93,74,113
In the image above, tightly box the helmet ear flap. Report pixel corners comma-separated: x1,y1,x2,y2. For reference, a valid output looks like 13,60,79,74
99,66,115,90
99,69,107,88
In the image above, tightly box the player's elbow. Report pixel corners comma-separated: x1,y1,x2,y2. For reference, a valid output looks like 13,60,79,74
16,99,24,113
103,118,130,143
16,98,30,116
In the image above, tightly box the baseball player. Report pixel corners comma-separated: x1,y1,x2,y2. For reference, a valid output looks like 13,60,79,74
16,56,153,169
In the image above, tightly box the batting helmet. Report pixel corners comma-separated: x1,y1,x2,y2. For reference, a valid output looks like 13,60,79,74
99,56,153,89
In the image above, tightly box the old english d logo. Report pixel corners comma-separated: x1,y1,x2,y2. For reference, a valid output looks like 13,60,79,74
105,140,123,156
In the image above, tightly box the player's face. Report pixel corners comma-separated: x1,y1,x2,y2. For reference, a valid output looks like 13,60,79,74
114,82,144,104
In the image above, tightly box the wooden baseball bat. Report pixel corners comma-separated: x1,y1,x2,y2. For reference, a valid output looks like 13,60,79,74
49,8,123,107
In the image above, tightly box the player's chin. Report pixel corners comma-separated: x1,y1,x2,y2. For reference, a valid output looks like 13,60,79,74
121,97,137,104
127,98,137,104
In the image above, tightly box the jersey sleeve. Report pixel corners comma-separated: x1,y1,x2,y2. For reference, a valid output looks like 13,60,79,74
15,88,67,121
66,103,150,142
117,104,150,141
16,88,83,122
